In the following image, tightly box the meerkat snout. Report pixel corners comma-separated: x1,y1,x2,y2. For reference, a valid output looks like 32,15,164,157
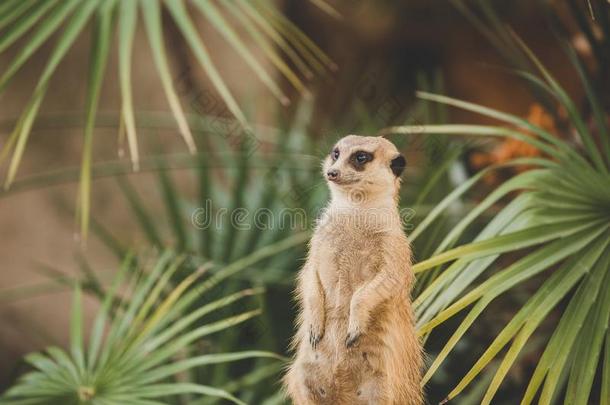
326,168,340,181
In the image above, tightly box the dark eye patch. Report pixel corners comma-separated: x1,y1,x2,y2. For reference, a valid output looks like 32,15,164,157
349,150,374,171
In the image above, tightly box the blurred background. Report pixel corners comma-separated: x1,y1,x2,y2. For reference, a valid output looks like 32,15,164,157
1,1,609,404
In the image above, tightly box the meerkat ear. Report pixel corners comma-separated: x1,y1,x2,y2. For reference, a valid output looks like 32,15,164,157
390,154,406,177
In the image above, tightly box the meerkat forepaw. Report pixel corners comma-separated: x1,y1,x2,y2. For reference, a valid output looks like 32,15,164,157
309,324,324,349
346,320,363,347
345,330,361,348
346,311,366,348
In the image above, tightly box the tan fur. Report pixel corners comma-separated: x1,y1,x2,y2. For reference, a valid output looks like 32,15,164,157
284,135,423,404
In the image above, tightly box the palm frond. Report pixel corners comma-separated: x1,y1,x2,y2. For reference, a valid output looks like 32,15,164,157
77,0,115,239
0,252,284,405
118,0,140,172
0,0,331,240
383,36,610,405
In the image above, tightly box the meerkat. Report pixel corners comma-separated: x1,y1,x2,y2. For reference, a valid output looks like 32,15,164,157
284,135,423,405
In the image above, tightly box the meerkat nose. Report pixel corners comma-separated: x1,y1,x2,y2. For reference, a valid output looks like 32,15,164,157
326,169,340,181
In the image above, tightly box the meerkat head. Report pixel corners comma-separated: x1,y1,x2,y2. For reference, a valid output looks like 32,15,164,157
323,135,406,204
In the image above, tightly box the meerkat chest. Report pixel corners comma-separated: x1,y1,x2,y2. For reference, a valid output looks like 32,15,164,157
314,223,385,300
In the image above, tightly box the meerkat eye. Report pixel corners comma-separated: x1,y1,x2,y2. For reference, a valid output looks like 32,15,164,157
355,151,372,164
331,148,340,161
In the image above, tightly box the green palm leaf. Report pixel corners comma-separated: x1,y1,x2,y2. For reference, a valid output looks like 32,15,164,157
384,35,610,404
118,0,140,172
0,252,284,405
77,0,115,238
0,0,331,241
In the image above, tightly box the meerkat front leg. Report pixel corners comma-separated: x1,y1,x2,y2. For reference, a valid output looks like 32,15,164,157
346,246,412,347
298,261,326,349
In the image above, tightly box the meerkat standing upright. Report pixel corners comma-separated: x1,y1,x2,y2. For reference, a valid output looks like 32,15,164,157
284,135,423,404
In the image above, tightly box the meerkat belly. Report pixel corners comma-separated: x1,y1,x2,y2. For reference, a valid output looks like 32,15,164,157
317,236,391,403
313,228,387,367
319,230,384,309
